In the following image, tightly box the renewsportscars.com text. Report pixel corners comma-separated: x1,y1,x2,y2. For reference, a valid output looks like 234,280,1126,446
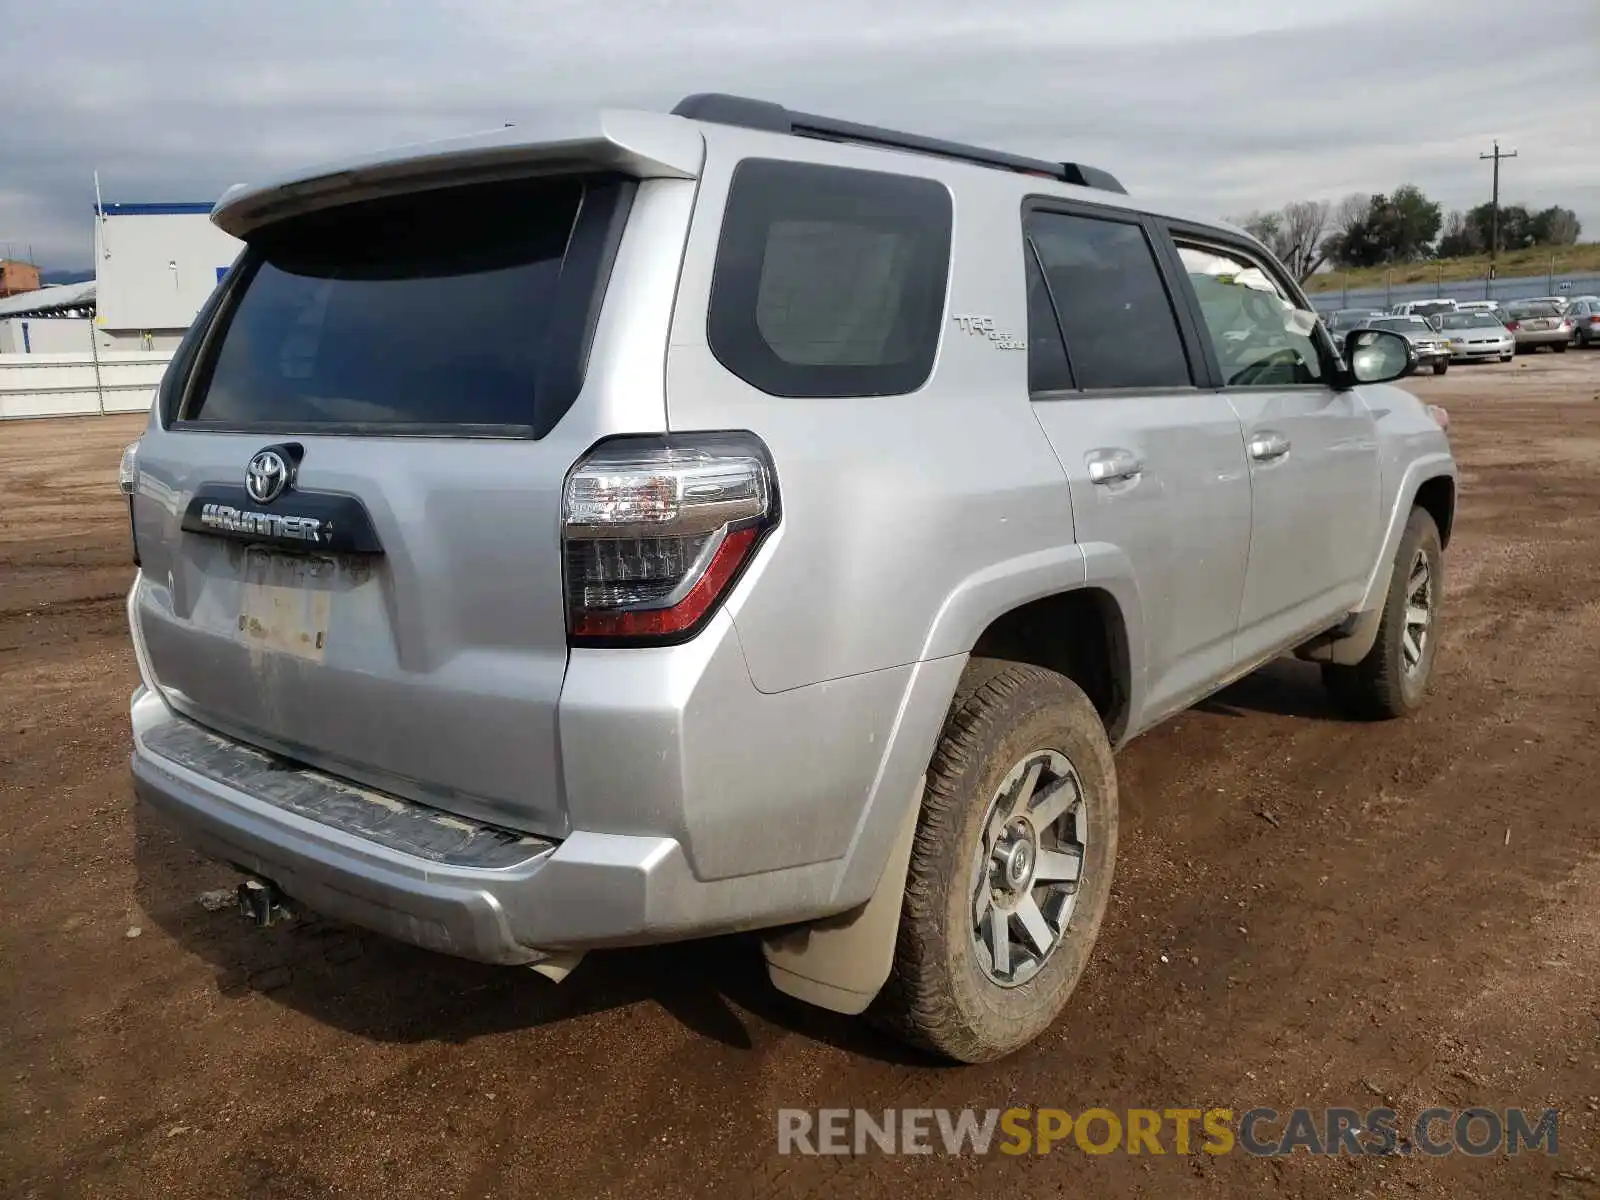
776,1107,1559,1157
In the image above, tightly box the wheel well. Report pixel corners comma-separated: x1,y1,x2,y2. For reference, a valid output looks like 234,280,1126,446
969,589,1130,739
1414,475,1455,548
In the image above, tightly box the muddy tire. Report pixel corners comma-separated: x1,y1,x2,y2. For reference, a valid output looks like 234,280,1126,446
1323,507,1443,719
875,660,1117,1063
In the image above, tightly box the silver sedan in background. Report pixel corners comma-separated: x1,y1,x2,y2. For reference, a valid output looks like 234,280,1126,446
1358,316,1454,374
1437,311,1515,362
1504,300,1574,353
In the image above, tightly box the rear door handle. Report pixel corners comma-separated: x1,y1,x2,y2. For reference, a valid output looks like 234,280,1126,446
1248,431,1291,462
1086,448,1144,485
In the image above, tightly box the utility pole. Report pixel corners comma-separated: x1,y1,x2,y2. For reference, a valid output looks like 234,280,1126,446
1478,140,1518,273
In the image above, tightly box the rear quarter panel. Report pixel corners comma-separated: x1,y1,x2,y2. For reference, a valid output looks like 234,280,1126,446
663,130,1078,696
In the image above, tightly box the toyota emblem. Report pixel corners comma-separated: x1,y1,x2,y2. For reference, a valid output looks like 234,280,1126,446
245,449,291,504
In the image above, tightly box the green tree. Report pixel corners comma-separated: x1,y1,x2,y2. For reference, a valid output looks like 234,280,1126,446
1529,206,1581,245
1330,186,1442,267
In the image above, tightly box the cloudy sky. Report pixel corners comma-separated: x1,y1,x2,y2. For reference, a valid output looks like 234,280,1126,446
3,0,1597,270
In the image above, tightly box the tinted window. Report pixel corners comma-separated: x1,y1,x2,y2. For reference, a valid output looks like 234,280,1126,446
1025,211,1192,389
707,159,951,398
1178,243,1326,386
1025,245,1073,392
188,178,588,429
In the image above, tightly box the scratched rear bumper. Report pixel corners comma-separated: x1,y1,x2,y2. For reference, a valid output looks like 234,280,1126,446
130,685,746,963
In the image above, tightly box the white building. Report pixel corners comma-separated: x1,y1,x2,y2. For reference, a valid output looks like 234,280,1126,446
94,202,243,350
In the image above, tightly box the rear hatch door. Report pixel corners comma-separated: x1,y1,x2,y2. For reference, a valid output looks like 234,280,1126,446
130,162,682,836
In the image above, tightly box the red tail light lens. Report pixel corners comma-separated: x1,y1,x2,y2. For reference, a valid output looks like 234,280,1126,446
563,434,776,645
1504,321,1519,331
1589,315,1600,324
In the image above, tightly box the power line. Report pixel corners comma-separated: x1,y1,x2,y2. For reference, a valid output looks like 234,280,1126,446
1478,140,1518,274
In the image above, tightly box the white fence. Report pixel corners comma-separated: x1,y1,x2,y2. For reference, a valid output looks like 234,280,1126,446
0,350,173,420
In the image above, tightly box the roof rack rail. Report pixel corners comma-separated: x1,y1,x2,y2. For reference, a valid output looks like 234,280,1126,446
670,93,1127,195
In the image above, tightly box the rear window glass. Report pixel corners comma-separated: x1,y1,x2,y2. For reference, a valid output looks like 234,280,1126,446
707,159,952,398
185,178,587,430
1509,301,1561,317
1025,210,1192,389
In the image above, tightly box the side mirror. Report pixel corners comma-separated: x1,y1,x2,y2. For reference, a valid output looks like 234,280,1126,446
1342,329,1415,385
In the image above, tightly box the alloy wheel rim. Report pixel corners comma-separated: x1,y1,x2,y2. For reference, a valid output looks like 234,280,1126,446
1401,547,1433,678
969,749,1087,987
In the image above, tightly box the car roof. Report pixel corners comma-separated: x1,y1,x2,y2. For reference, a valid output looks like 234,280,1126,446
211,96,1258,248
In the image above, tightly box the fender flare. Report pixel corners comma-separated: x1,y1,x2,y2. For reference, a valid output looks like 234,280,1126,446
762,544,1148,1014
1303,455,1457,666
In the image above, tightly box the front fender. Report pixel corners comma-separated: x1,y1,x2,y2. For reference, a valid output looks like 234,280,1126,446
1304,452,1455,666
1359,451,1456,614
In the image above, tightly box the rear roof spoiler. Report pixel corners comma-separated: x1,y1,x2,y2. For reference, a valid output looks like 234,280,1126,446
672,92,1127,194
211,109,704,239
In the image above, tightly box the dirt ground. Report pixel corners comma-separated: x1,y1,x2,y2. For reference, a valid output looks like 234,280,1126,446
3,353,1599,1199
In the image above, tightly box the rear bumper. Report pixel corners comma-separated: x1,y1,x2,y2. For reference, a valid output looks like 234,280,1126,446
132,685,845,962
127,577,962,966
1513,329,1570,347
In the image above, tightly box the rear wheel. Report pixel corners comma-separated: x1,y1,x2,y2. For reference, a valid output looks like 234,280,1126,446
1551,341,1567,354
876,661,1116,1063
1432,360,1449,375
1323,507,1442,719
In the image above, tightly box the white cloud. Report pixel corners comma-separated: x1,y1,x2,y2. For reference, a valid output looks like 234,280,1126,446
2,0,1596,268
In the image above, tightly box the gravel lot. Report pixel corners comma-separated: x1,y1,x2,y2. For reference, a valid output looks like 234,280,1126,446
3,352,1599,1199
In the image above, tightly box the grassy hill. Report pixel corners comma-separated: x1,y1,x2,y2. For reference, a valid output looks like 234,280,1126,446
1304,243,1600,293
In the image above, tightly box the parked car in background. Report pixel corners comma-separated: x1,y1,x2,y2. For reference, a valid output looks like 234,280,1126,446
1503,300,1573,353
1436,311,1515,362
1325,308,1387,337
1456,300,1508,321
1359,316,1454,374
1392,299,1458,322
1521,295,1571,313
1566,298,1600,347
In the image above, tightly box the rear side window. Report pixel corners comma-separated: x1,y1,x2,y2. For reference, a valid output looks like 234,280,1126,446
707,159,952,398
1025,210,1192,390
183,177,623,435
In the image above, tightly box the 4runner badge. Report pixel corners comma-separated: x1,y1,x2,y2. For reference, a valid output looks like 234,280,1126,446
951,314,1026,351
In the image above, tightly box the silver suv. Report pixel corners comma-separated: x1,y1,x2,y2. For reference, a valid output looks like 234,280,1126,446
121,94,1455,1063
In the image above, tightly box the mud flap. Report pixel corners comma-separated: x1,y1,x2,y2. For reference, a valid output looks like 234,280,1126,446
761,784,920,1015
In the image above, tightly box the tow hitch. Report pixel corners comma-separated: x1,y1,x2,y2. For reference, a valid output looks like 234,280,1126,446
237,878,293,927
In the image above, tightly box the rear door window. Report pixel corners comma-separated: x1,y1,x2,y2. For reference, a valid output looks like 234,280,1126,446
1025,210,1193,390
183,177,607,434
707,159,952,398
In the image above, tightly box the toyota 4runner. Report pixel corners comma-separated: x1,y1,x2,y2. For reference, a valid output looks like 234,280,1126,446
121,94,1455,1062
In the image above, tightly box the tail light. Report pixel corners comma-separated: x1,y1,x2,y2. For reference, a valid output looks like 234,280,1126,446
118,440,141,566
1426,404,1450,431
562,433,776,645
1589,315,1600,325
1504,321,1520,331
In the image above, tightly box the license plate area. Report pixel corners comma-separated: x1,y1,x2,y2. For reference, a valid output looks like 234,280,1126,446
238,548,337,662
